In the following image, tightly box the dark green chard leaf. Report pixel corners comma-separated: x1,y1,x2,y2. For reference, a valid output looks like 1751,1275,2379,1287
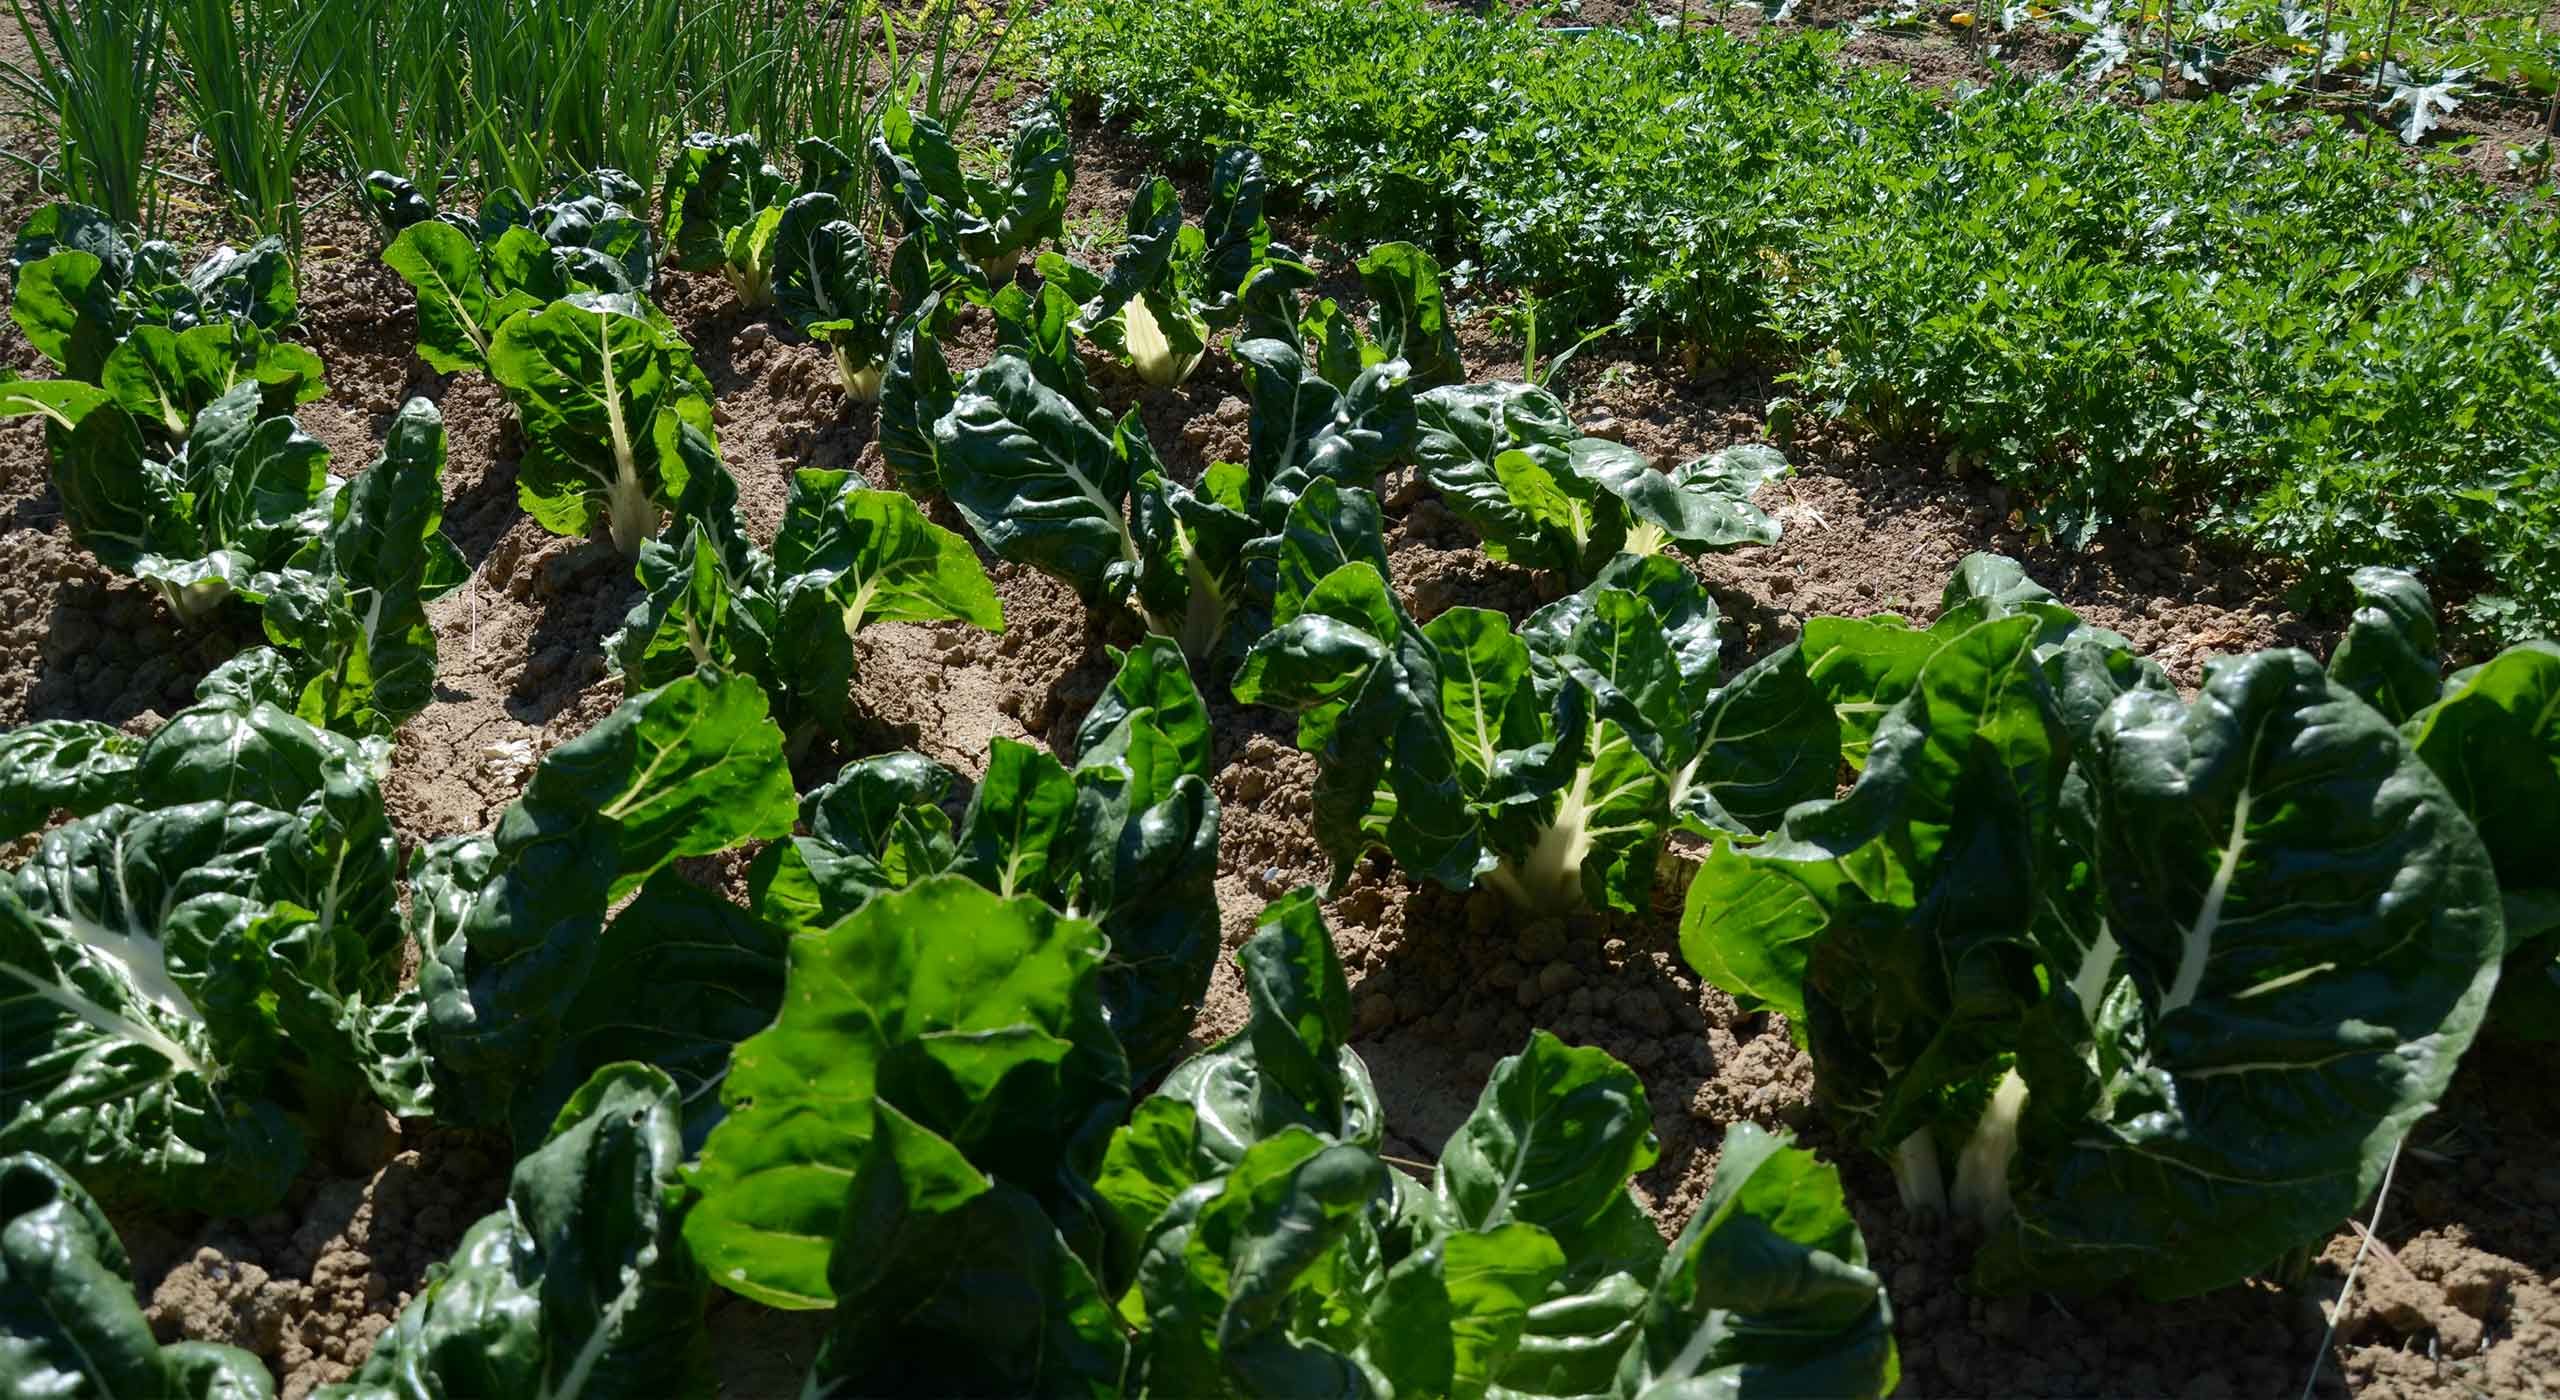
1412,380,1786,582
995,277,1107,424
611,468,1002,747
0,721,141,841
685,878,1128,1312
771,193,894,399
416,670,796,1130
1354,241,1463,390
1152,889,1383,1168
2328,566,2442,725
1977,650,2503,1298
253,398,468,737
487,293,716,557
1435,1032,1660,1250
0,691,408,1214
879,293,959,492
1617,1124,1899,1399
11,203,319,395
0,1153,278,1398
315,1065,713,1400
2403,640,2560,1035
1682,616,2063,1215
810,1104,1129,1398
966,99,1076,278
381,221,541,374
934,350,1151,607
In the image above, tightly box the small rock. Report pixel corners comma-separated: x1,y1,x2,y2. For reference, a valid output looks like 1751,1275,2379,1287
736,324,773,352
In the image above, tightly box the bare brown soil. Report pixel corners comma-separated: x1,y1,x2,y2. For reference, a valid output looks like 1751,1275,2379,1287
0,42,2554,1400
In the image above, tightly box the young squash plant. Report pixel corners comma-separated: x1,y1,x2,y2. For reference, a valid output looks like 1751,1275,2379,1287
0,681,425,1217
1235,496,1839,913
378,168,657,378
8,202,325,422
1679,555,2509,1299
611,460,1004,754
660,132,862,309
1414,379,1789,583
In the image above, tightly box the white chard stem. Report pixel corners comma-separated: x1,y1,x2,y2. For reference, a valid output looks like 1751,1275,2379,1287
1952,1068,2029,1227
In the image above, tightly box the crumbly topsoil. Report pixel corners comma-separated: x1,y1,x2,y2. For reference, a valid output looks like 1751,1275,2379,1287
0,55,2552,1400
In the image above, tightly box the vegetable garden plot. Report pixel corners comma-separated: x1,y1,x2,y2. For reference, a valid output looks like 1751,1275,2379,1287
1,10,2558,1397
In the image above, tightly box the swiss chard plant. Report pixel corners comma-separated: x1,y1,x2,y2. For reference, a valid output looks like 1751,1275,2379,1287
1107,891,1901,1398
745,637,1219,1076
681,876,1132,1382
250,397,469,737
768,190,897,399
0,685,425,1216
870,101,1074,290
929,279,1419,668
379,169,657,378
1,1152,280,1397
1235,515,1841,914
314,1064,713,1400
485,292,720,557
660,132,860,308
0,377,336,624
1414,380,1788,583
612,463,1004,752
9,202,325,419
2324,567,2560,1038
412,667,799,1141
1679,555,2508,1298
1034,147,1283,388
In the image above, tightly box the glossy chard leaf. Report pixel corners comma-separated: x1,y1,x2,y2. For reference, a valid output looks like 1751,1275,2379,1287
415,670,796,1130
0,1153,278,1398
1233,553,1484,895
1978,650,2503,1298
11,203,318,395
381,220,541,374
1435,1032,1660,1253
810,1104,1128,1397
934,349,1150,607
1617,1124,1898,1400
1412,380,1785,581
613,470,1001,747
0,721,141,841
1133,1128,1387,1395
1685,615,2063,1226
685,877,1127,1311
316,1065,713,1400
771,193,895,399
2405,641,2560,1035
1152,889,1383,1170
966,99,1076,277
253,397,468,736
2328,566,2442,726
879,294,959,492
0,692,406,1214
487,294,715,557
1354,241,1463,390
